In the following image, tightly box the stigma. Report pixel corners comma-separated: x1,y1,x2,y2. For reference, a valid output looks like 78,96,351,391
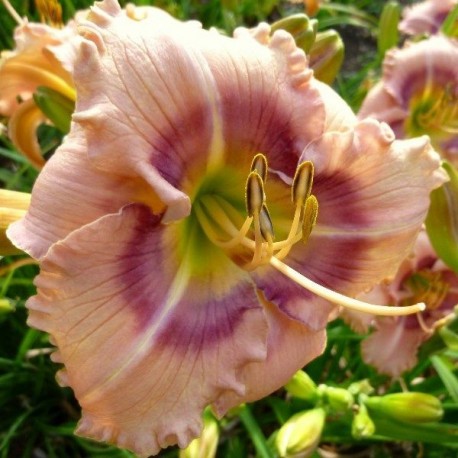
195,153,426,317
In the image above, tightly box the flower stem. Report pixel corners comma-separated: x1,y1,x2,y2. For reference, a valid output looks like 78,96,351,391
238,404,274,458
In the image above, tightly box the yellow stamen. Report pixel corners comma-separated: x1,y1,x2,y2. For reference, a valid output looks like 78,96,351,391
35,0,63,27
195,195,425,317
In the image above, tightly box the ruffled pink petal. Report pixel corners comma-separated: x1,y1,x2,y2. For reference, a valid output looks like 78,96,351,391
213,298,326,416
399,0,457,36
382,36,458,108
253,119,447,330
361,317,427,377
27,204,274,456
357,82,407,128
70,0,335,221
7,125,155,260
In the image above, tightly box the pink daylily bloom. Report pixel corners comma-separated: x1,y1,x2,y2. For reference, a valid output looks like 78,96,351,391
358,35,458,166
399,0,457,36
353,232,458,377
0,14,80,167
7,0,447,455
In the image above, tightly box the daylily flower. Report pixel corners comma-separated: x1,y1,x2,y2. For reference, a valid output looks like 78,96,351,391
7,0,446,455
358,35,458,166
399,0,457,36
0,0,79,168
349,231,458,377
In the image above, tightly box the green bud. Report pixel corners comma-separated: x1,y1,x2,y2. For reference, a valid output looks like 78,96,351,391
321,385,354,412
0,298,15,314
179,412,219,458
284,370,319,402
377,1,400,57
271,14,318,54
365,393,444,423
276,408,326,457
308,30,344,85
33,86,75,134
352,404,375,439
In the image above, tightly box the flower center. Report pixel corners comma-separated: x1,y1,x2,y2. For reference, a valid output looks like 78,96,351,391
402,269,450,311
407,84,458,139
189,153,426,318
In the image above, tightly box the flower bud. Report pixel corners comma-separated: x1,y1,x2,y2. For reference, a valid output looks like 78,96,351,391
179,412,219,458
271,14,318,54
276,408,326,457
0,190,30,256
320,385,354,412
284,370,319,402
308,30,344,85
377,1,400,57
352,404,375,439
365,392,444,423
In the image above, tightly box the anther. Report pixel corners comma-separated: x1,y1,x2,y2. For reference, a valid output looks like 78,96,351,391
302,195,318,244
292,161,314,205
246,171,265,217
259,204,275,242
250,153,268,183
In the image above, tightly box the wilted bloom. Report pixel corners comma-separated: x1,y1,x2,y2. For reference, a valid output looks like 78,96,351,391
276,407,326,457
356,231,458,377
358,35,458,166
365,392,443,423
399,0,457,36
7,0,446,455
0,0,79,167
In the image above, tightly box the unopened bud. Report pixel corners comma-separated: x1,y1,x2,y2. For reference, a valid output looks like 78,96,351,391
352,404,375,439
284,370,319,402
365,392,443,423
276,408,326,457
0,190,30,256
179,412,219,458
0,298,15,313
271,14,318,54
308,30,344,85
320,385,354,412
377,1,400,56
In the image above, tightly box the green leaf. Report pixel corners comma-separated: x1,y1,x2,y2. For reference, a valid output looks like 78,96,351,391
33,86,75,134
426,162,458,274
431,355,458,402
441,3,458,38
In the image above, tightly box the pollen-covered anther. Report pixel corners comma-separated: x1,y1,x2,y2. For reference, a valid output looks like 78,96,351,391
250,153,268,182
302,195,318,244
245,171,265,217
292,160,314,205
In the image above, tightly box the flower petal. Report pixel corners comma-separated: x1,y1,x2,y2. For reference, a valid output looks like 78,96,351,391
399,0,457,36
27,204,270,456
0,20,76,116
213,296,326,416
6,125,159,259
361,317,426,377
7,98,46,169
71,0,334,220
253,119,447,330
